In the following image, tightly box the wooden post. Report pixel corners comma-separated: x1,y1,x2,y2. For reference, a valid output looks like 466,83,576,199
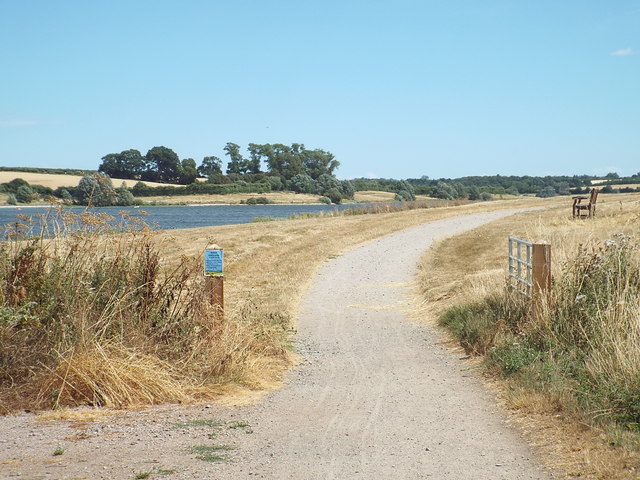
204,245,224,336
206,276,224,313
531,243,551,298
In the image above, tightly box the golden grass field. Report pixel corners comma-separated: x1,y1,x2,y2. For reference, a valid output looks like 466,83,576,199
418,192,640,479
352,190,432,203
0,171,178,189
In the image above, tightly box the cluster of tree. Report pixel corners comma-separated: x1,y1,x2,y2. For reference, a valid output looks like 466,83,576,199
97,143,353,203
98,142,340,185
127,173,354,204
98,147,198,184
74,174,136,206
0,175,137,207
0,178,56,205
596,172,640,186
228,143,339,180
404,175,594,197
351,173,640,200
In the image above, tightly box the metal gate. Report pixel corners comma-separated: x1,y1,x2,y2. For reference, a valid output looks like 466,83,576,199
508,236,533,297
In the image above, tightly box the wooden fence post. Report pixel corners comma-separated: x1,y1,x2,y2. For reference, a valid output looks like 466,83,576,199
204,245,224,336
531,243,551,299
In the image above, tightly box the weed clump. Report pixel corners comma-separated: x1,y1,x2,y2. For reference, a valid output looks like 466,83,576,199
439,233,640,433
0,207,290,412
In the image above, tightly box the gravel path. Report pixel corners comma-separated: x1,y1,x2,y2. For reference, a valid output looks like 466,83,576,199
0,210,552,479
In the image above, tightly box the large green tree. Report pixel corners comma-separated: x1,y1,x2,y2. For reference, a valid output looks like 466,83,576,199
245,144,263,174
197,156,223,178
143,146,181,183
302,148,339,180
179,158,198,184
247,143,337,181
98,149,145,179
290,173,317,194
224,142,249,175
77,173,118,206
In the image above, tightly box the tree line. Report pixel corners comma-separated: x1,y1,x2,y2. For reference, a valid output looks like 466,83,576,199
2,161,639,207
354,173,640,200
97,142,354,204
98,143,340,185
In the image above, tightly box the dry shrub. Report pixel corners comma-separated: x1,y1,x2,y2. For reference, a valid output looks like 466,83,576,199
0,207,291,412
421,196,640,477
199,301,291,386
38,343,189,408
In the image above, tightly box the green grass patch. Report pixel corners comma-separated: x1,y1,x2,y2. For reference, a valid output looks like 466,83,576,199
227,420,253,433
438,234,640,445
133,467,175,478
172,419,225,429
188,444,235,463
227,420,250,429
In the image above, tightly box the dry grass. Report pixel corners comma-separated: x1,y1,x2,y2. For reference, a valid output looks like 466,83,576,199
420,194,640,315
353,190,436,203
418,192,640,479
38,343,190,409
0,195,557,413
353,190,398,202
150,195,560,383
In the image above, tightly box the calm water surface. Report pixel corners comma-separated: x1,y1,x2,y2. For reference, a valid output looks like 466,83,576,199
0,203,364,231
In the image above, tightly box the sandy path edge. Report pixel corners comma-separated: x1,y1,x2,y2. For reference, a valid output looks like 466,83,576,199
0,209,553,479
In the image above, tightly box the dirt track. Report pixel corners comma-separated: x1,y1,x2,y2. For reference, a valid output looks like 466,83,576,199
0,211,552,479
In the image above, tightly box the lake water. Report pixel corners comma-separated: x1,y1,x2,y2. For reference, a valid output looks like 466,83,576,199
0,203,364,231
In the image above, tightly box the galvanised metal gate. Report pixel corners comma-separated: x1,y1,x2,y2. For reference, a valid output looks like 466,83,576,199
508,236,533,297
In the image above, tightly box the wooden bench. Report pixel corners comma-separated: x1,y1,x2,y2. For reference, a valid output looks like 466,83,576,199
572,188,598,218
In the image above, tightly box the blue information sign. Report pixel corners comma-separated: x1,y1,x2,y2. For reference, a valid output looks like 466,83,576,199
204,249,224,276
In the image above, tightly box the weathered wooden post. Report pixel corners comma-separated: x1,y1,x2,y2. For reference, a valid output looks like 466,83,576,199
531,243,551,298
508,236,551,307
531,242,551,318
204,244,224,335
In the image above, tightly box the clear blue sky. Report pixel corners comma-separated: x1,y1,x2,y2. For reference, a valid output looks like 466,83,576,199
1,1,638,179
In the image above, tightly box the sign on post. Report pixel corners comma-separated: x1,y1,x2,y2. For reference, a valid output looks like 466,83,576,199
204,247,224,276
204,245,224,334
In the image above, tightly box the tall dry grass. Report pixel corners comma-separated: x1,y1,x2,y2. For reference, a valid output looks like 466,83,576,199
0,195,562,413
418,193,640,478
0,207,291,412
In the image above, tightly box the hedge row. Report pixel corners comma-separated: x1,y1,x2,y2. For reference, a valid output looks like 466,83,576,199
130,181,271,197
0,166,96,176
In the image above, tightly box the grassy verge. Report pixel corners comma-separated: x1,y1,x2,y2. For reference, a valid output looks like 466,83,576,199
418,193,640,479
0,196,561,413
